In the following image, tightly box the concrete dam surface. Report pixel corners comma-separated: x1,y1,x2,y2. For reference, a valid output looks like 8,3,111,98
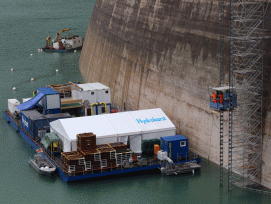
79,0,271,189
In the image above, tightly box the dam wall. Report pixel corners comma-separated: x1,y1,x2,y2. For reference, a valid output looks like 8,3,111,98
79,0,271,188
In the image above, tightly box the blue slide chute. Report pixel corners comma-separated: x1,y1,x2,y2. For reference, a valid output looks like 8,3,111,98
17,92,45,111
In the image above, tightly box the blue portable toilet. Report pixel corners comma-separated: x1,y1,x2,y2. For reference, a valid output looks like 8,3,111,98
210,86,237,111
161,135,189,160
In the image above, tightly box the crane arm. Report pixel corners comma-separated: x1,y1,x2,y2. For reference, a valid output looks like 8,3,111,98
57,29,72,42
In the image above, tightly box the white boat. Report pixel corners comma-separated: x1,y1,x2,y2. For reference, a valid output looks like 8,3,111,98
29,150,56,175
41,29,83,52
159,161,201,176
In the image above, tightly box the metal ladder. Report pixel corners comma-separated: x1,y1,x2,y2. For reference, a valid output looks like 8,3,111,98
116,153,122,166
94,153,101,161
68,165,76,173
125,152,132,161
85,161,91,170
101,159,107,169
219,0,225,188
78,158,85,166
110,151,116,160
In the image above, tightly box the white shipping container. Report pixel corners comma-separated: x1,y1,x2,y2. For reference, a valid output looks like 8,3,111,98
8,99,20,115
89,83,110,103
76,84,97,104
66,37,83,49
73,83,111,106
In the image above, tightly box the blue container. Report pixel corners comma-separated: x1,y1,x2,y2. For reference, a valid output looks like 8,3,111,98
31,113,71,138
161,135,189,160
20,110,42,134
37,87,61,115
21,110,70,138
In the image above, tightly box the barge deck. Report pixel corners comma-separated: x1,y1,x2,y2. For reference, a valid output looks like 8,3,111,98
3,110,201,182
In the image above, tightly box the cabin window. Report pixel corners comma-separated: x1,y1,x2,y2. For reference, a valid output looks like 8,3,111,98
91,92,94,95
38,128,46,138
105,90,108,94
180,141,186,147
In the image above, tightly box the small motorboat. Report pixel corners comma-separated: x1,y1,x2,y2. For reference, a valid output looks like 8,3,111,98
29,150,56,175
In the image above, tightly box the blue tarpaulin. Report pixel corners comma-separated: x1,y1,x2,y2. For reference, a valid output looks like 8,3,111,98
17,92,45,111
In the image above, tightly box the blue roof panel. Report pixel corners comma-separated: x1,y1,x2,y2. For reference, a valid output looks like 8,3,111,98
161,135,188,142
37,87,59,95
17,92,45,111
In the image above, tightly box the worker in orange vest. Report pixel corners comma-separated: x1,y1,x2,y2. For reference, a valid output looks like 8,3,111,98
218,92,224,104
211,92,217,103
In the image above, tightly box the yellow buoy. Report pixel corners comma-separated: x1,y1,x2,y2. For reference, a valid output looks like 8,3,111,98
31,78,34,81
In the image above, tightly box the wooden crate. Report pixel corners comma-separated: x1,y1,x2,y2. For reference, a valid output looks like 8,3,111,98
108,142,127,151
80,149,100,162
107,159,117,168
96,144,110,149
61,151,85,167
77,132,96,151
97,147,116,160
115,148,130,154
93,161,101,170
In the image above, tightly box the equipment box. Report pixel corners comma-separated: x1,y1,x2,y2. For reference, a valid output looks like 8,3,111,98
161,135,188,160
77,132,97,151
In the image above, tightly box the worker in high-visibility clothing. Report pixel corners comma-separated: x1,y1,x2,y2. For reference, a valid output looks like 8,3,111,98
211,92,217,103
218,92,224,104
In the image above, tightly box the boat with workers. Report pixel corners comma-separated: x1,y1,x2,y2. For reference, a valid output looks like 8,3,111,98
29,149,56,175
41,29,83,52
4,81,201,182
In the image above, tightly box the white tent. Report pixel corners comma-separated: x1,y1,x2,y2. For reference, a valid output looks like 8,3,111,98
50,108,176,153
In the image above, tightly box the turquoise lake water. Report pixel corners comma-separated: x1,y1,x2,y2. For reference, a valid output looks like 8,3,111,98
1,0,271,203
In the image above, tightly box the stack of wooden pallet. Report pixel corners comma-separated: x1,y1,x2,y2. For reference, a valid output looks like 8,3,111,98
77,132,100,169
97,144,116,168
61,132,132,172
77,132,96,151
61,151,86,173
109,142,128,152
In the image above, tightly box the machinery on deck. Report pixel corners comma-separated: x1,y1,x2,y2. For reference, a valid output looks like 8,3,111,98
42,29,83,52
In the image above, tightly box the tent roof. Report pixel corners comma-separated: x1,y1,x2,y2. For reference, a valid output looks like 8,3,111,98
57,115,119,141
106,111,141,136
50,108,176,142
128,109,175,133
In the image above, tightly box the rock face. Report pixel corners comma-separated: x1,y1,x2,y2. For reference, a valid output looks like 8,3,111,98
80,0,271,188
